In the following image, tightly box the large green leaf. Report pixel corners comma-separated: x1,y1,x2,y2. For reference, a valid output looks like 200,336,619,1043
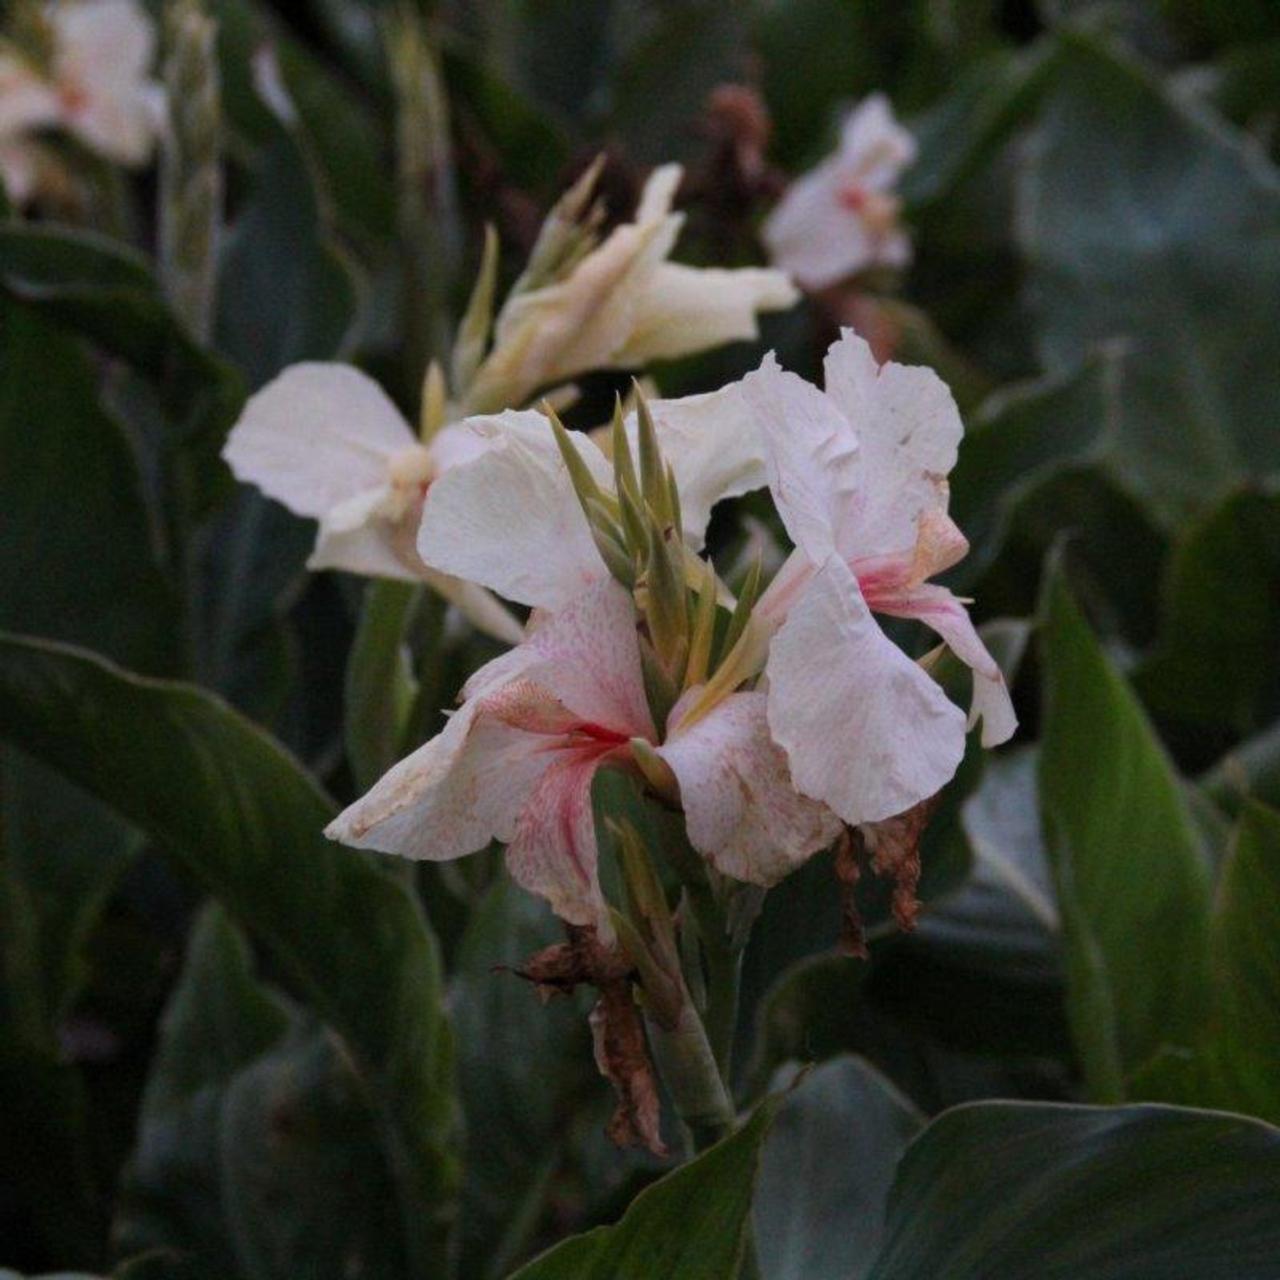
0,225,243,518
1136,802,1280,1124
1136,486,1280,744
509,1098,780,1280
120,904,422,1279
755,1058,922,1280
868,1101,1280,1278
1019,28,1280,526
0,634,457,1275
0,301,178,676
1038,561,1212,1099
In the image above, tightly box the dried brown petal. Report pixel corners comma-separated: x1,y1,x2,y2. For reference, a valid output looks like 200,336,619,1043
833,828,869,960
858,793,941,933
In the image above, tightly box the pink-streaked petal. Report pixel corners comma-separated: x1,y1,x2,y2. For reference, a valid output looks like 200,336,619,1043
874,584,1017,747
765,557,967,825
659,691,841,885
506,750,612,931
223,363,415,519
822,331,963,558
417,413,611,611
625,380,768,549
324,701,549,861
485,580,654,739
742,353,859,563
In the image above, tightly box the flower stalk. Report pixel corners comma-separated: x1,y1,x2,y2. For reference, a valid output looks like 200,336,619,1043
159,0,221,344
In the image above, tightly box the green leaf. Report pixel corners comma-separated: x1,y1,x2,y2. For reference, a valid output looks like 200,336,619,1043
344,581,421,795
0,633,458,1276
1038,559,1213,1099
755,1057,922,1280
453,873,594,1278
868,1101,1280,1278
216,134,360,390
116,904,292,1273
509,1097,781,1279
1019,29,1280,526
1202,718,1280,817
0,300,179,676
0,224,244,517
1135,802,1280,1124
1136,486,1280,742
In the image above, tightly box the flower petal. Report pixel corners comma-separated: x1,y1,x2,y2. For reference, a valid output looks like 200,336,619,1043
763,158,874,290
223,363,415,519
837,93,917,187
0,55,61,138
765,556,966,825
308,488,412,580
417,411,612,611
506,750,611,930
324,699,549,861
742,352,860,563
473,579,653,738
659,690,841,885
616,261,797,366
874,583,1017,747
822,331,963,557
624,380,767,549
419,568,525,646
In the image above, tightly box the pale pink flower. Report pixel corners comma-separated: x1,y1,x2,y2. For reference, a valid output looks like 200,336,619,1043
222,363,523,644
741,331,1017,826
326,580,838,926
763,94,915,290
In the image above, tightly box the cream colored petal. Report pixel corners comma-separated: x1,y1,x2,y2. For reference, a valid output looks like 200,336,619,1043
308,489,413,581
742,352,859,563
765,557,966,825
659,690,840,886
223,363,415,519
634,163,683,223
616,262,798,366
417,414,612,611
822,331,963,557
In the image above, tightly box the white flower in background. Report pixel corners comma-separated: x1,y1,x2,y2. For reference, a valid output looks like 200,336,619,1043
0,0,162,203
463,164,798,413
741,331,1017,826
763,94,916,290
416,381,766,613
222,363,524,645
326,580,838,928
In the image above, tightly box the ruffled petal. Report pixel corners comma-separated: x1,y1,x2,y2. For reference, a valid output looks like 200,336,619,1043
765,556,966,825
873,583,1017,747
417,412,612,611
742,352,860,563
324,699,550,861
822,331,963,557
616,261,797,366
659,690,841,885
223,363,415,519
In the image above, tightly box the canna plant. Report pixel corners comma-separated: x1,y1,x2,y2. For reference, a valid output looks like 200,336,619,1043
2,3,1280,1279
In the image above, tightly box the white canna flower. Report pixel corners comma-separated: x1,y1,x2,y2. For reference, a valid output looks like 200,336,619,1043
326,579,838,928
222,363,524,645
463,164,798,413
740,331,1016,827
763,94,915,290
0,0,162,204
416,380,767,612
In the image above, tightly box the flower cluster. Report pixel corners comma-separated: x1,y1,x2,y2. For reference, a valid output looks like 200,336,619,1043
324,330,1015,934
0,0,161,205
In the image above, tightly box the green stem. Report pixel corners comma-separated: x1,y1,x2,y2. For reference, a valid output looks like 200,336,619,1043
645,1002,735,1153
